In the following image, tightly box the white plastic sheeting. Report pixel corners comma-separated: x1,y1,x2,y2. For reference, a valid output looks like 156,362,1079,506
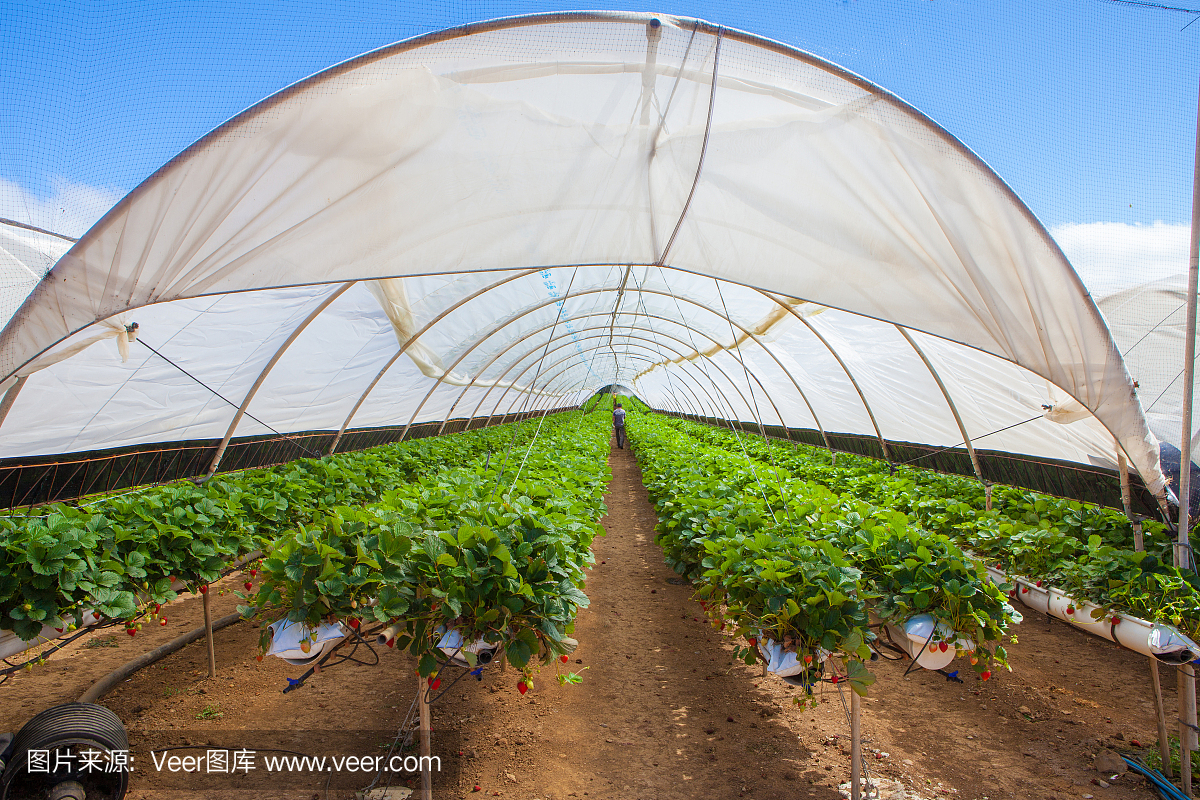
0,12,1167,496
0,220,72,334
1098,274,1193,453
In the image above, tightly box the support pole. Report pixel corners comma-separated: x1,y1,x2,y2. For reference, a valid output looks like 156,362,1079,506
1124,449,1175,778
419,675,433,800
850,688,862,800
1152,658,1175,779
1184,664,1198,798
202,588,216,679
1176,66,1200,797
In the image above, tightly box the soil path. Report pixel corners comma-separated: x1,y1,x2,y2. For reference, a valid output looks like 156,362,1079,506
0,441,1184,799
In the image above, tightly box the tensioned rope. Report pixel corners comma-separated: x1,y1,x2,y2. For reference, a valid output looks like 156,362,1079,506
714,278,797,523
608,21,719,348
495,267,581,495
136,338,324,459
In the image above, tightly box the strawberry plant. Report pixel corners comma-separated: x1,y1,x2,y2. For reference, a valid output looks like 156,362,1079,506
247,410,609,678
0,414,569,645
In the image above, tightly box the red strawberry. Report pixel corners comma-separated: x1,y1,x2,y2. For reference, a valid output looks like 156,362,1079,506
1035,580,1043,588
1112,616,1121,625
747,637,757,647
1131,739,1142,747
939,641,948,652
250,569,258,578
1021,587,1028,594
256,654,263,662
803,654,813,664
126,628,137,637
348,618,359,630
199,584,208,595
981,670,991,681
473,786,482,793
560,655,569,663
429,678,441,691
244,581,253,591
160,617,168,626
517,681,528,695
1066,605,1075,615
831,676,839,684
155,604,161,614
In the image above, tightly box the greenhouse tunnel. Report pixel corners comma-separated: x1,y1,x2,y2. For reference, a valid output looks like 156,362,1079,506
0,11,1174,520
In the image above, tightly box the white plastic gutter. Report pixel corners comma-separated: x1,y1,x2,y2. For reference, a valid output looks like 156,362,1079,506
983,564,1200,665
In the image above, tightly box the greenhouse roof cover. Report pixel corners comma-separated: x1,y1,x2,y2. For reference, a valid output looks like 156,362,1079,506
0,12,1168,500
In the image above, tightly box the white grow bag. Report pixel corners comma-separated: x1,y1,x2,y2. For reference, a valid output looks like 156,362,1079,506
436,628,500,668
266,618,349,667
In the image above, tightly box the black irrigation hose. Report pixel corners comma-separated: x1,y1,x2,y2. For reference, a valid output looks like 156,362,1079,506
282,624,384,694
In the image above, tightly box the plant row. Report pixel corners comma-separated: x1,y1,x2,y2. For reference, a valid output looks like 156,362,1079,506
247,409,610,679
627,410,1018,694
663,416,1200,639
0,417,558,641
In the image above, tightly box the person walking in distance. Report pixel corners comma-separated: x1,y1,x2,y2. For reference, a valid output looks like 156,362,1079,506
612,402,627,449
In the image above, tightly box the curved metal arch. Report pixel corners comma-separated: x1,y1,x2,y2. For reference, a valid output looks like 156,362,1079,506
204,281,357,479
895,325,985,484
439,306,793,433
480,328,770,435
512,349,661,414
325,267,547,454
335,280,831,455
376,285,749,442
500,341,719,426
436,308,718,434
426,325,745,440
755,290,891,462
480,325,767,430
458,286,830,435
481,335,725,429
525,330,761,426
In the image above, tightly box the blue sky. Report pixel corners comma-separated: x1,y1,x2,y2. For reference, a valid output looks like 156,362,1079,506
3,0,1199,288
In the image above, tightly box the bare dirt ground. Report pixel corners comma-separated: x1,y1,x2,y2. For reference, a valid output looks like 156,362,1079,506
0,442,1181,799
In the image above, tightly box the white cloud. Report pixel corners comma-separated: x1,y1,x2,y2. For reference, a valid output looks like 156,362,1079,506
1051,221,1189,297
0,176,124,240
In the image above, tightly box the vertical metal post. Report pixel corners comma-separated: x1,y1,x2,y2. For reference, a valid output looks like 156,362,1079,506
1153,659,1175,779
202,588,216,678
1176,69,1200,797
419,675,433,800
1180,625,1194,790
850,688,861,800
1123,449,1175,777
